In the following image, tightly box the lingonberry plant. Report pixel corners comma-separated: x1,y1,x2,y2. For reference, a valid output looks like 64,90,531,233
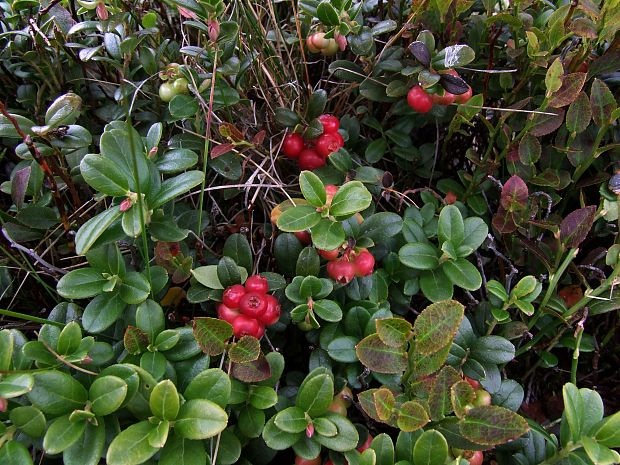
1,0,620,465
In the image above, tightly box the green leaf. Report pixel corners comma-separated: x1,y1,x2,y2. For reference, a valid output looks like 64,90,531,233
151,171,205,209
397,401,429,432
191,265,224,289
470,336,515,364
75,207,123,255
89,375,128,416
106,421,159,465
300,171,326,207
9,406,46,437
274,406,308,433
277,205,321,232
57,268,106,299
438,205,464,246
412,430,449,465
306,89,328,120
0,373,34,398
229,336,261,363
594,410,620,448
370,433,395,465
582,436,620,465
150,379,180,420
296,369,334,417
160,433,206,465
80,154,130,196
223,234,253,273
119,271,151,304
0,114,35,138
193,317,233,356
28,371,88,415
442,259,482,291
175,399,228,439
64,420,106,465
316,0,340,26
413,300,464,354
327,336,358,362
328,60,366,82
248,385,279,409
314,412,359,452
184,368,231,408
376,318,413,347
0,441,34,465
399,243,440,270
262,416,303,450
434,44,475,67
459,405,529,445
296,247,321,277
43,414,86,454
83,291,126,333
566,91,592,134
217,256,242,287
356,333,408,373
330,181,372,217
311,219,346,250
361,212,403,241
275,108,301,127
314,299,343,322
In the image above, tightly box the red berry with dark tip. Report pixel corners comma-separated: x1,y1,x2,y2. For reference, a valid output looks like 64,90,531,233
232,315,263,338
245,275,269,294
455,86,473,104
295,230,312,245
282,133,305,159
316,132,344,158
318,114,339,134
407,85,433,113
239,292,267,318
298,149,325,170
468,451,483,465
327,258,356,284
222,284,246,308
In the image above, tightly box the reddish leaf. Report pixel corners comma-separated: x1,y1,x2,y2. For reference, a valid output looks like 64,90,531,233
193,317,233,356
211,143,235,159
413,300,464,355
587,50,620,81
529,108,565,137
560,206,597,248
11,167,30,210
518,134,541,164
356,334,407,374
228,336,261,363
500,175,528,211
230,353,271,383
590,79,617,127
566,92,592,134
397,401,429,432
124,326,149,354
459,405,529,446
373,388,396,421
451,380,476,419
548,73,587,108
428,366,462,420
569,18,597,39
492,208,518,234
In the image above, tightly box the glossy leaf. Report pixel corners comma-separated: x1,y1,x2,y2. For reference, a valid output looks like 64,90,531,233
459,405,529,445
413,300,464,354
356,333,408,373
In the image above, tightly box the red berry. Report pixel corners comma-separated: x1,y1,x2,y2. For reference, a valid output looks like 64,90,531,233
295,231,312,245
325,184,338,205
445,191,457,205
455,86,473,104
239,292,267,318
245,275,269,294
319,248,340,261
473,389,492,407
354,249,375,276
298,149,325,170
316,132,344,158
468,451,483,465
431,90,456,106
259,294,281,326
464,376,481,390
282,133,305,159
327,258,356,284
327,397,348,416
217,303,240,325
295,456,322,465
318,114,340,134
222,284,246,308
232,315,263,338
407,85,433,113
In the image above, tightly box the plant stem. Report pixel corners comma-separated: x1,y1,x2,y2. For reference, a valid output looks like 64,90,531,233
571,322,584,385
0,309,64,327
528,248,579,330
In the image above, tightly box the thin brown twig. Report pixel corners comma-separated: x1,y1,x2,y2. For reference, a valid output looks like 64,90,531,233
0,102,70,232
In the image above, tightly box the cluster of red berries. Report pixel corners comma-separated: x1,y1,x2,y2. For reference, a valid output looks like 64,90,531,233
282,115,344,170
306,32,346,56
217,275,280,339
407,70,473,113
323,248,375,284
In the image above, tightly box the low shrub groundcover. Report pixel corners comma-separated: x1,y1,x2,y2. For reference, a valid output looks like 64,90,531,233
1,0,620,464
